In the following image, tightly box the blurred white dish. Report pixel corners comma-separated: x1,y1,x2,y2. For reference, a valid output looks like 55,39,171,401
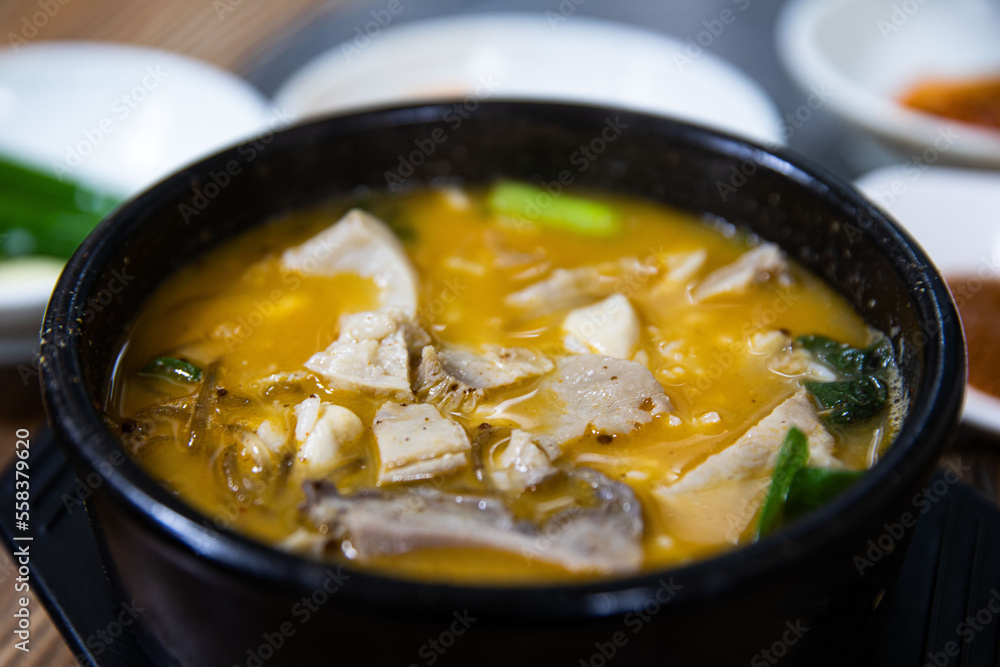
274,13,784,146
855,165,1000,433
0,41,274,363
0,256,64,362
778,0,1000,168
0,41,272,195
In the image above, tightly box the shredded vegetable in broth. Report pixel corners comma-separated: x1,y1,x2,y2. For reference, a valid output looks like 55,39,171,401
104,184,904,583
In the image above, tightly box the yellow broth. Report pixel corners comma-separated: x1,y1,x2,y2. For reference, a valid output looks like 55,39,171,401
105,187,899,583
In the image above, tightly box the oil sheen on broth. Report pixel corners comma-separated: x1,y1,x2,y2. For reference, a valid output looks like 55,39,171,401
105,185,902,583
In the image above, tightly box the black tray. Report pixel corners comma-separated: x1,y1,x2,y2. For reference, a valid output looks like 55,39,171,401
3,428,999,666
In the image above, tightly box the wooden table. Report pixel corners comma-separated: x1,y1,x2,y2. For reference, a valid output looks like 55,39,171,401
0,2,337,663
0,1,998,664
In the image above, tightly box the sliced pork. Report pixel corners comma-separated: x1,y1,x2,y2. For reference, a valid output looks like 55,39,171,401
659,389,837,496
505,258,657,318
490,355,671,451
414,345,553,412
292,396,364,476
305,308,429,400
372,402,471,484
281,209,419,315
489,429,558,492
562,293,640,359
692,242,790,301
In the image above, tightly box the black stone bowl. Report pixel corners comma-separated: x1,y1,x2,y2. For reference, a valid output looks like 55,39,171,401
39,103,964,667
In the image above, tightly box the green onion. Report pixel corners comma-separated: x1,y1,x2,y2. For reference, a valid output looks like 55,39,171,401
0,193,109,258
784,467,864,522
140,357,203,384
804,376,888,425
0,155,119,211
757,427,810,538
0,154,121,260
487,180,622,237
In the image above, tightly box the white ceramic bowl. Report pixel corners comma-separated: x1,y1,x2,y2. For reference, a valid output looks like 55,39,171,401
0,42,274,363
855,165,1000,433
778,0,1000,168
273,13,785,146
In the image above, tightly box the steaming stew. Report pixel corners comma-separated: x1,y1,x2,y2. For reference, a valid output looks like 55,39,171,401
104,184,902,583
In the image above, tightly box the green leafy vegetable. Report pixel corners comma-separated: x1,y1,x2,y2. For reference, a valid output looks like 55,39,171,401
0,194,109,258
865,337,895,374
757,427,810,538
796,335,869,376
0,154,121,260
140,357,203,384
796,334,895,425
487,180,622,237
803,376,887,424
784,467,864,522
796,334,893,377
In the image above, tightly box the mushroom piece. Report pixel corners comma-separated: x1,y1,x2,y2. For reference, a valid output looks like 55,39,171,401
300,467,644,574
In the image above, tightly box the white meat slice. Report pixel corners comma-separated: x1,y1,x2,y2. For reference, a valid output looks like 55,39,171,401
490,355,670,451
293,396,323,442
748,329,790,355
692,242,791,301
748,330,837,382
662,249,707,284
292,396,364,476
414,345,554,412
562,293,640,359
654,478,771,546
659,389,838,496
281,209,419,316
768,347,840,382
641,250,708,304
373,402,471,484
305,308,429,399
490,429,557,492
505,257,657,318
256,420,287,453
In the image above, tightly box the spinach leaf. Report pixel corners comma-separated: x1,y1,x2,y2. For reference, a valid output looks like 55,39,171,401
796,334,895,424
804,376,887,424
785,467,864,522
796,334,871,377
796,334,895,378
757,427,810,538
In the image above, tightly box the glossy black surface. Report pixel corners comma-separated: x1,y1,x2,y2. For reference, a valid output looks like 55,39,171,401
38,103,965,665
